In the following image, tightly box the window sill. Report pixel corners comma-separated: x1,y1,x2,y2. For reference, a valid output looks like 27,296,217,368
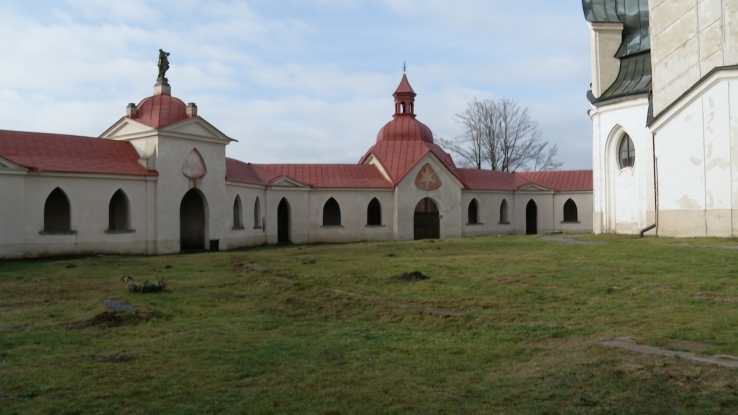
253,226,263,230
39,230,77,235
498,222,510,225
466,223,484,226
105,229,135,234
232,226,245,231
365,224,385,228
561,221,580,224
321,225,343,228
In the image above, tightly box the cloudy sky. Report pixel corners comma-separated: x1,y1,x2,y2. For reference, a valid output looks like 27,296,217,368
0,0,593,169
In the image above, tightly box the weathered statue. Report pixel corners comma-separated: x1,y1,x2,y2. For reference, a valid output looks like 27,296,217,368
157,49,170,80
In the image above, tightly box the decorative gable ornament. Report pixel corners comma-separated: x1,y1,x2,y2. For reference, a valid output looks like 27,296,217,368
415,163,441,191
182,149,207,179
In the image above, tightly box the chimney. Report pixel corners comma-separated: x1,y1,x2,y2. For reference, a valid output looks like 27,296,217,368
186,103,197,117
126,103,137,117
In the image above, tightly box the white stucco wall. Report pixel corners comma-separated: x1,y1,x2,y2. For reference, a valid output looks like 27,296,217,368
393,154,464,240
223,183,268,249
650,72,738,237
153,135,229,253
0,172,155,258
460,191,516,237
590,98,655,235
306,189,395,243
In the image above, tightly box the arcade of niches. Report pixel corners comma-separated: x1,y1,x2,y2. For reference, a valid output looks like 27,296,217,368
0,65,592,259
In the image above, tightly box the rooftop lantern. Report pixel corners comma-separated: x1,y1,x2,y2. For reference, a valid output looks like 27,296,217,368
393,74,416,118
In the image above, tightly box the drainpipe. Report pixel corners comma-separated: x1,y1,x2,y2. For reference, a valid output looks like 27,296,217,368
639,129,658,238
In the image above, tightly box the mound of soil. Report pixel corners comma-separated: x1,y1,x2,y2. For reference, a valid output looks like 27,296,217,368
397,271,429,281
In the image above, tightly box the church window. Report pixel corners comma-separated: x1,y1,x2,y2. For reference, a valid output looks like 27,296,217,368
401,102,406,113
43,188,72,233
233,195,243,229
108,189,131,231
563,199,578,222
367,198,381,226
468,199,479,224
499,199,509,224
323,198,341,226
619,134,635,168
254,197,261,229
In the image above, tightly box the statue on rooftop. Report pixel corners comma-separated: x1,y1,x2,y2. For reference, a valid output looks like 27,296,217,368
157,49,170,81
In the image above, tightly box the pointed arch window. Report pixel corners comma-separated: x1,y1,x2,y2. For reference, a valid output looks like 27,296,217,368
499,199,509,224
322,198,341,226
367,198,382,226
253,196,262,229
233,195,244,230
619,134,635,168
42,188,74,234
563,199,578,223
107,189,132,232
468,198,479,224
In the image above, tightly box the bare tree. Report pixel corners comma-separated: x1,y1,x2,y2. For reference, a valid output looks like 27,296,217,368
438,98,563,171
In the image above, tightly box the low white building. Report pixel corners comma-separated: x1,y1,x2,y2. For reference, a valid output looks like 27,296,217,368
584,0,738,237
0,73,592,259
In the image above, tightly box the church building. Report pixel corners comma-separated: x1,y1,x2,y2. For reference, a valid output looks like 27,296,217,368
584,0,738,237
0,68,592,259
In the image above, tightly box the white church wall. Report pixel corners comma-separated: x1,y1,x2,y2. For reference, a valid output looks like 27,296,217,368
0,172,27,258
513,191,554,234
590,98,654,235
223,183,268,249
153,135,229,253
265,188,310,244
5,173,154,258
552,192,593,233
394,154,463,240
306,190,395,243
460,191,516,237
651,74,738,237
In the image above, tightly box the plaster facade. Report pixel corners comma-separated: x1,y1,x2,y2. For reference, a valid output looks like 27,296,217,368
0,74,593,259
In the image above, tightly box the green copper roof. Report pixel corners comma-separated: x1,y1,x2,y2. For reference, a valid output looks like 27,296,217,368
583,0,651,104
582,0,649,57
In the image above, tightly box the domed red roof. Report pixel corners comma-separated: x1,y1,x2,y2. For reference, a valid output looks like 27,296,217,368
376,116,434,143
130,94,190,129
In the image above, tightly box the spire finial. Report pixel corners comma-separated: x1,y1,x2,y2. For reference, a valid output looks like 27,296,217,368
403,62,406,73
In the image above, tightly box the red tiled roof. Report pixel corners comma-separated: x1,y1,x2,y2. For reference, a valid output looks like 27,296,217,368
360,140,469,187
129,95,191,129
457,168,520,191
517,170,593,191
249,164,394,188
0,130,157,176
225,158,267,186
376,116,434,143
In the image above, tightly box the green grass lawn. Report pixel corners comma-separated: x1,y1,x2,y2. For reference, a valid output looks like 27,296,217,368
4,234,738,414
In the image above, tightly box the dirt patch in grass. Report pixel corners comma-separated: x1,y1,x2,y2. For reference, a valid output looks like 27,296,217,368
397,271,429,281
105,354,137,363
69,311,153,329
421,307,466,317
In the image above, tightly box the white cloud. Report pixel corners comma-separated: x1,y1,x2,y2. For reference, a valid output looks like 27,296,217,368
0,0,594,170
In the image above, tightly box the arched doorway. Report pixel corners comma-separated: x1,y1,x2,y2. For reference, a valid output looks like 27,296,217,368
277,198,291,243
180,189,206,250
414,198,440,240
526,200,537,235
